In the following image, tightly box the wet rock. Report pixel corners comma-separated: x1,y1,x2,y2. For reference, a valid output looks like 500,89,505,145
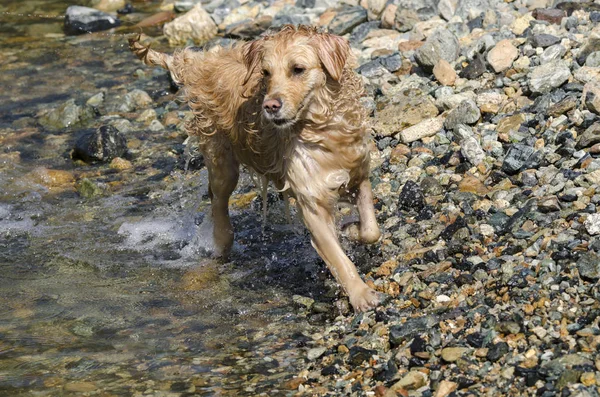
73,125,127,163
389,316,438,346
532,8,566,24
415,29,461,71
398,180,425,212
530,34,560,49
224,16,272,39
529,60,571,93
374,96,439,137
91,0,126,12
77,178,103,198
64,382,97,393
487,39,519,73
502,144,535,175
109,157,132,171
444,100,480,130
576,123,600,149
163,4,217,46
64,6,121,35
328,7,368,36
119,89,153,112
486,342,508,362
29,168,76,189
433,59,456,86
347,346,376,366
38,99,91,131
576,252,600,280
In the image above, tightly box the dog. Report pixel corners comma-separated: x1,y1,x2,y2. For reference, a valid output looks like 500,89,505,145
129,25,381,312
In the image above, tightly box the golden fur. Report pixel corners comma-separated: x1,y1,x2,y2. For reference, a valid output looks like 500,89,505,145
129,25,381,312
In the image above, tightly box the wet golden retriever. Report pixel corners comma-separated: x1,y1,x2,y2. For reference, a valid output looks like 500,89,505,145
129,25,381,312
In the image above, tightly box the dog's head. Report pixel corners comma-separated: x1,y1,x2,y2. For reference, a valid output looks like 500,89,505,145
242,25,350,129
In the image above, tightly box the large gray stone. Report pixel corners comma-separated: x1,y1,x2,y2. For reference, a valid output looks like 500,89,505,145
328,7,368,35
415,29,461,70
529,60,571,93
64,6,121,35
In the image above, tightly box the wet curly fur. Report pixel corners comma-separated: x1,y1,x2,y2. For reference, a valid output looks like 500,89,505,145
129,25,382,312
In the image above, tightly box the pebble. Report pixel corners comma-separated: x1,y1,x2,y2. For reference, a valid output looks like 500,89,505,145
391,371,427,391
72,125,128,163
328,7,367,35
441,347,470,362
487,39,519,73
415,29,461,70
529,60,572,93
433,59,456,86
163,4,217,45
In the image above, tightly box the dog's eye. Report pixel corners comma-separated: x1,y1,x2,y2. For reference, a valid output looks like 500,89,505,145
262,69,270,77
292,66,305,75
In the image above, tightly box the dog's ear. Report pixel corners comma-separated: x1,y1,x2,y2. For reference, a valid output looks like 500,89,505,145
242,39,264,85
313,33,349,82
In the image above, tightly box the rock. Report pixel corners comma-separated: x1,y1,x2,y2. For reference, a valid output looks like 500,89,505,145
29,168,76,189
64,382,97,393
367,0,386,20
576,123,600,149
398,180,425,212
511,13,534,35
540,44,566,64
374,96,439,137
307,346,327,360
460,53,486,79
77,178,103,198
224,16,272,39
538,196,561,213
91,0,126,12
501,144,535,175
398,116,445,143
64,6,121,35
577,252,600,280
73,125,128,163
532,8,566,24
497,113,526,136
441,347,470,362
454,124,486,166
381,4,397,29
438,0,457,21
415,29,461,71
486,342,509,362
163,4,217,46
530,33,560,48
328,7,368,35
584,214,600,236
576,32,600,65
394,8,419,32
109,157,133,171
529,60,571,93
586,51,600,67
348,346,376,366
433,59,456,86
391,371,427,391
292,295,314,309
583,81,600,115
38,99,90,131
444,99,480,129
556,369,583,390
487,39,519,73
548,95,577,117
421,177,444,196
119,89,153,112
434,380,458,397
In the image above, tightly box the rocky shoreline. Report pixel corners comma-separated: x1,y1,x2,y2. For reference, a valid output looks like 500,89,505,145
1,0,600,395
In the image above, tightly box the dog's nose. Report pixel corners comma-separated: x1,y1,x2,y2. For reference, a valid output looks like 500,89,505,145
263,98,282,114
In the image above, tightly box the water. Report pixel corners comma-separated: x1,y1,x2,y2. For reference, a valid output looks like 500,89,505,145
0,1,344,395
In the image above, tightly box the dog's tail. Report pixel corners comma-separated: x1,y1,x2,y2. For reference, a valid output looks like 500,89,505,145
128,34,173,71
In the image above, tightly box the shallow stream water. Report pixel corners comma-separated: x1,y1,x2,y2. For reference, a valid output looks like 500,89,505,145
0,1,379,395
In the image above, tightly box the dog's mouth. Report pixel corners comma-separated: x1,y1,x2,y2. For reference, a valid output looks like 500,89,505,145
272,117,295,127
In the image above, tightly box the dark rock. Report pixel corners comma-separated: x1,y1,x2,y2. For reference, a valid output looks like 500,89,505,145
501,144,535,175
347,346,377,366
328,7,368,36
556,369,583,390
357,60,389,78
415,29,461,71
398,180,426,212
548,95,577,117
389,315,438,346
576,35,600,65
591,11,600,23
380,53,403,73
321,365,339,376
410,335,427,354
73,125,127,163
486,342,508,362
467,15,483,31
531,34,561,48
455,273,474,287
460,53,486,79
271,12,310,28
556,1,600,16
349,21,380,44
466,332,485,348
577,252,600,280
295,0,315,7
532,8,566,24
64,6,121,35
420,177,444,196
440,216,467,241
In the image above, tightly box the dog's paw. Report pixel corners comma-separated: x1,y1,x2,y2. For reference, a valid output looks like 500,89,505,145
349,285,380,312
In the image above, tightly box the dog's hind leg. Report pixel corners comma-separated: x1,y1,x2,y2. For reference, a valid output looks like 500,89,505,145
355,179,381,244
202,135,239,258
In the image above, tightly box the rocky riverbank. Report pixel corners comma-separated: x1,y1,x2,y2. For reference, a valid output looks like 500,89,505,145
1,0,600,395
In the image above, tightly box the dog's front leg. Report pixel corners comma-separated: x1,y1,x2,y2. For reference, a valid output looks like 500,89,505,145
301,203,379,312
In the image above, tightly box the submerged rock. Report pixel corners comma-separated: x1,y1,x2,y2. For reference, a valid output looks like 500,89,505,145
72,125,127,163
